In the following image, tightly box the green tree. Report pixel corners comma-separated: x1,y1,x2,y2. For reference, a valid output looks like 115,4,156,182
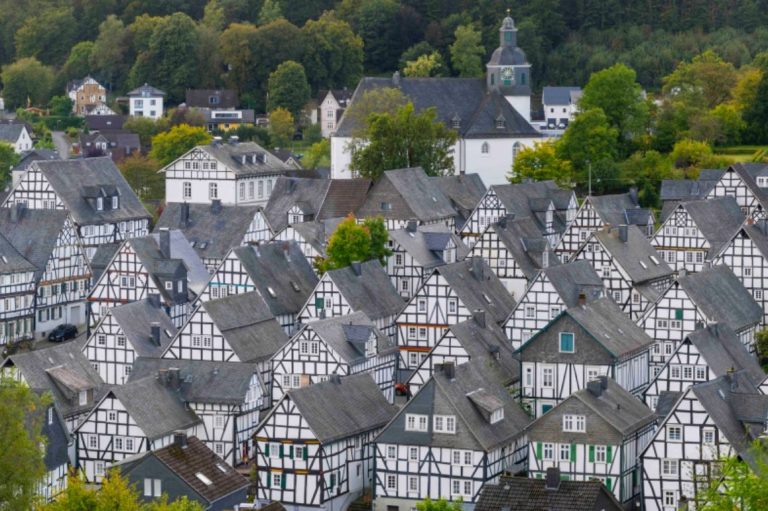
619,150,677,208
149,125,212,166
404,52,444,77
350,102,457,180
61,41,95,83
89,15,130,91
669,139,727,175
556,108,619,187
258,0,282,25
303,139,330,170
416,497,463,511
14,7,78,65
219,22,258,94
695,442,768,510
267,61,311,119
662,50,738,109
356,0,403,73
509,140,573,186
399,42,438,72
124,116,166,147
96,470,142,511
755,327,768,365
342,87,408,138
580,63,649,149
732,67,763,113
49,96,74,117
1,57,54,109
743,72,768,144
710,103,745,145
43,470,97,510
316,215,391,273
119,154,164,200
246,18,305,110
0,377,50,510
449,24,484,77
145,495,205,511
268,108,295,148
302,12,364,92
0,142,19,187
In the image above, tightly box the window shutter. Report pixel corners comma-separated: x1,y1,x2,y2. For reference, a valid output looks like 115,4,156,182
279,444,284,458
675,308,683,320
607,445,613,463
266,473,271,488
315,296,324,309
535,442,542,460
281,474,286,489
303,446,309,461
570,443,577,462
588,445,595,463
605,478,612,491
264,443,270,457
289,445,294,458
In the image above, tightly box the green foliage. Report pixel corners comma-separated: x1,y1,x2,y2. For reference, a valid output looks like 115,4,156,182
219,22,259,94
304,139,330,170
509,140,573,186
302,12,364,92
267,61,311,119
619,150,678,208
755,327,768,364
416,497,464,511
124,116,166,147
0,377,50,510
119,154,164,200
61,41,95,83
49,96,74,117
316,215,392,273
399,42,437,72
1,57,54,108
268,108,295,148
15,7,78,65
449,24,484,77
663,50,739,110
89,15,130,91
669,138,728,174
356,0,404,73
0,142,19,187
343,87,408,138
743,71,768,144
695,441,768,510
557,108,619,190
257,0,282,25
149,124,212,166
404,52,444,77
350,102,457,180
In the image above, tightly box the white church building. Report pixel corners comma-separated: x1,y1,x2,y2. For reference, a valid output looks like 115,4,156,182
331,13,543,185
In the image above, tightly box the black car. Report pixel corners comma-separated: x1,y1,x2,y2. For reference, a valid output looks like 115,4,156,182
48,324,78,342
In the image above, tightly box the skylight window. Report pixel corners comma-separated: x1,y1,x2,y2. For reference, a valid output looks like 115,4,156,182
650,256,659,265
216,463,228,473
639,261,647,269
482,293,491,304
195,473,212,485
266,286,277,298
1,256,7,264
164,329,172,338
290,281,301,292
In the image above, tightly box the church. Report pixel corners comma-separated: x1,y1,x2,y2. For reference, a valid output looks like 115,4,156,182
331,12,543,185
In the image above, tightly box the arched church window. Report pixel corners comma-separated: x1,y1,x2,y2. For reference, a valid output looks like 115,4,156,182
481,142,490,154
513,142,522,161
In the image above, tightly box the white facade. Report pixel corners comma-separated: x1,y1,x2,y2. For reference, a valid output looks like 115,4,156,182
129,94,163,119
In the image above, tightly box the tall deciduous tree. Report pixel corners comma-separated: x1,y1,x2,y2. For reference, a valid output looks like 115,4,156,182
350,102,457,180
0,142,19,189
61,41,95,83
258,0,282,25
743,72,768,144
695,442,768,510
0,377,50,510
268,107,294,148
149,124,212,166
449,24,484,77
662,50,739,109
15,7,78,66
267,61,311,119
219,22,258,94
509,141,573,186
356,0,403,73
316,215,391,273
302,12,364,92
119,154,164,200
247,18,305,110
90,15,130,92
343,87,408,138
1,57,54,108
403,52,444,77
556,108,619,189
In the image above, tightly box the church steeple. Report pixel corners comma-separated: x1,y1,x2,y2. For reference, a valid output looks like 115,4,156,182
486,9,532,121
500,9,517,48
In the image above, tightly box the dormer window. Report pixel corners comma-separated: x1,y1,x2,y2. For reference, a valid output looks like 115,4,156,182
380,202,392,211
490,408,504,424
451,116,461,129
112,196,119,209
78,390,89,406
96,197,103,211
165,281,173,291
365,336,376,357
496,116,506,129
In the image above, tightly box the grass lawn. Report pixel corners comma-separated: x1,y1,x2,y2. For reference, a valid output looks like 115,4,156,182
714,145,768,162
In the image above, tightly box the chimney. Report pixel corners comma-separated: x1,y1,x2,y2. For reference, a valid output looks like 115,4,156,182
498,215,508,229
629,186,638,205
180,202,190,226
173,431,188,448
392,70,401,86
587,377,604,397
544,467,561,491
210,199,222,214
329,373,341,384
678,268,688,279
618,224,628,243
747,217,754,225
677,495,689,511
167,367,181,390
442,361,455,380
577,292,587,306
406,220,417,233
159,228,171,259
473,309,486,328
489,345,500,361
351,261,362,276
150,322,161,346
147,293,161,309
10,202,24,222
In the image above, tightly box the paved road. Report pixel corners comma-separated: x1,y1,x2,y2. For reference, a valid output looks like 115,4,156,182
51,131,70,159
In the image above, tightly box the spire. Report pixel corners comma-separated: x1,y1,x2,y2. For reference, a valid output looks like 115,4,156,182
500,10,517,48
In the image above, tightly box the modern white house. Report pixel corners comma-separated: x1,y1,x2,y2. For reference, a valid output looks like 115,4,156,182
127,83,165,119
0,122,33,153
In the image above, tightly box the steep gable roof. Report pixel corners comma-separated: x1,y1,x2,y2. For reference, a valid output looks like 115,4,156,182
593,225,673,287
389,224,466,270
685,323,766,386
682,197,745,257
197,141,291,177
327,260,404,320
301,312,395,365
542,86,582,105
447,315,520,386
0,230,36,273
588,192,651,227
108,299,177,358
0,207,69,277
436,257,516,324
490,215,558,280
540,260,604,308
476,474,621,511
571,377,655,436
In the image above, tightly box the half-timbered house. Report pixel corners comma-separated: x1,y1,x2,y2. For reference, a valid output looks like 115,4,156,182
556,191,654,261
641,372,768,511
517,297,653,417
37,401,70,501
271,312,397,403
199,241,319,334
504,260,604,348
659,169,722,221
466,215,557,299
356,168,457,230
1,341,105,432
155,201,272,271
299,260,404,340
0,230,37,345
642,323,768,412
460,181,577,247
374,361,531,509
271,219,341,264
254,373,398,510
429,174,486,230
703,163,768,219
2,157,151,259
162,141,294,206
395,257,515,370
638,265,763,370
650,197,744,273
128,359,264,466
0,205,90,336
87,228,209,328
406,310,519,396
526,376,655,505
74,372,202,483
386,222,466,299
82,296,177,385
573,225,673,319
715,218,768,323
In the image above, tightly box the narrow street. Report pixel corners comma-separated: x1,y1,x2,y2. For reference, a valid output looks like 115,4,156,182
51,131,70,159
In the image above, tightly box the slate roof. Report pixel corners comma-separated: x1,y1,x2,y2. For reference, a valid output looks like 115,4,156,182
199,292,289,363
89,242,120,282
105,376,200,440
490,181,575,238
429,174,487,228
681,197,745,258
283,373,397,443
660,174,721,201
317,179,373,220
655,391,683,421
128,358,261,405
197,107,255,124
155,202,265,261
475,474,622,511
0,123,25,143
335,76,540,139
435,257,516,324
0,207,69,279
542,86,582,106
589,192,651,227
127,83,165,97
194,141,292,177
389,224,467,270
490,215,558,280
2,341,104,419
446,315,520,386
301,312,396,365
0,230,35,273
230,242,318,317
678,265,762,331
357,167,457,223
593,225,673,289
570,377,654,436
729,163,768,208
185,89,238,109
108,299,177,358
741,220,768,259
327,260,405,320
284,218,344,257
12,148,59,173
32,158,150,225
684,323,766,387
541,260,604,308
85,115,125,131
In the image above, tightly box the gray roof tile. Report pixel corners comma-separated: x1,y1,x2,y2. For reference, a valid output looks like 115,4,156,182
327,260,405,320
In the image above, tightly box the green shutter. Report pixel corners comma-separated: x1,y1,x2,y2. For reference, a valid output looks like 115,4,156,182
588,445,595,463
570,444,577,462
675,308,683,320
281,473,286,489
605,478,612,491
303,446,309,461
289,445,294,458
535,442,542,460
607,445,613,463
266,472,271,488
315,296,324,309
279,444,284,458
264,443,270,457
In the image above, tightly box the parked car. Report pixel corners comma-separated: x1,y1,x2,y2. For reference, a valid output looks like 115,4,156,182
48,324,78,342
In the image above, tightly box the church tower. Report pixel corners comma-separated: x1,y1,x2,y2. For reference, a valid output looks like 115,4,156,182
486,10,532,121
